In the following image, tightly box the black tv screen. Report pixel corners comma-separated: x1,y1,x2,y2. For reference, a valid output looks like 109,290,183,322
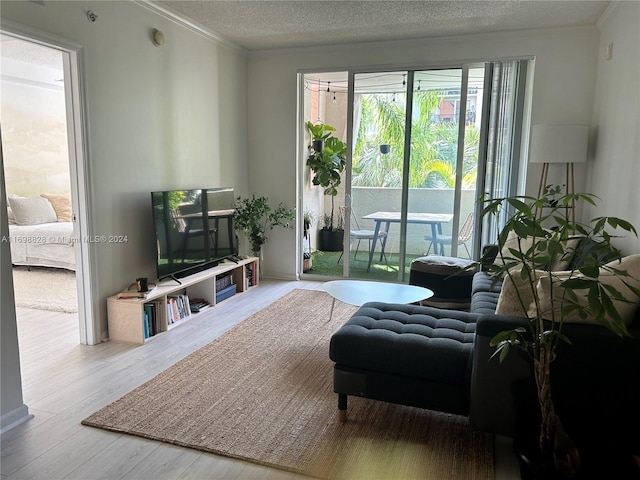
151,188,237,280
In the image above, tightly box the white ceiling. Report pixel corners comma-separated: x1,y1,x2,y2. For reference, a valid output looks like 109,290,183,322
155,0,611,51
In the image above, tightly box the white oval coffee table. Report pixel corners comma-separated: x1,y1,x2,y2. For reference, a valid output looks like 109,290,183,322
323,280,434,319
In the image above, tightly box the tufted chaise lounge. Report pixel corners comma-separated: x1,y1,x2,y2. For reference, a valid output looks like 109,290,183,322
329,302,478,422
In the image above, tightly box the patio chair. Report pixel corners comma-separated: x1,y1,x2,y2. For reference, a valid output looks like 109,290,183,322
171,209,217,261
337,207,387,264
424,211,474,258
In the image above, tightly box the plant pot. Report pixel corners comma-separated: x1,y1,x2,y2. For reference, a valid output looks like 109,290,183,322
511,380,575,480
379,143,390,154
318,228,344,252
514,439,567,480
303,256,312,272
312,140,324,152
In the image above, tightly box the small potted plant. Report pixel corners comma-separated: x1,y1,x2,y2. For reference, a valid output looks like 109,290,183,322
305,121,347,252
305,121,335,153
233,194,295,258
303,210,314,271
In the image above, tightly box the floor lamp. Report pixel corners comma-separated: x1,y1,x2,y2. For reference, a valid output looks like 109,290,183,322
529,124,589,224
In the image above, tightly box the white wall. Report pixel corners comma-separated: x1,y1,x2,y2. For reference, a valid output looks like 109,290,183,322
1,1,249,342
1,45,71,197
247,25,600,278
586,1,640,255
0,162,33,433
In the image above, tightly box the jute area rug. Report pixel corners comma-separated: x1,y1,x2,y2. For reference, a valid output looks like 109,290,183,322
82,289,493,479
12,266,78,313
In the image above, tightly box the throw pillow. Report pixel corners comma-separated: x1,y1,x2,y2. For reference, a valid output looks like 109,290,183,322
547,235,584,271
495,268,545,317
494,230,582,271
537,254,640,326
8,195,57,225
41,193,72,222
494,231,546,269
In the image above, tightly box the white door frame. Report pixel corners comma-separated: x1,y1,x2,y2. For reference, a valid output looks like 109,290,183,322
1,21,98,345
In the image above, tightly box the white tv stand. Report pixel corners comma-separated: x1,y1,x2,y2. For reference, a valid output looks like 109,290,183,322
107,257,259,344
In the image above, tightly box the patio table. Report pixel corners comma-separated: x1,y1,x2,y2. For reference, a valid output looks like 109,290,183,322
361,211,454,271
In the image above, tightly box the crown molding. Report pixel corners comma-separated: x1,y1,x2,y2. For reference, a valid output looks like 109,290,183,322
596,1,619,31
134,1,247,55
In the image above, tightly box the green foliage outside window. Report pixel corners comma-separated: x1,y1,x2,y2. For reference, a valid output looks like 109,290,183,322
352,91,478,188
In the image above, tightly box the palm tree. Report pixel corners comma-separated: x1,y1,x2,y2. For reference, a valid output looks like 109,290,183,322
352,91,479,188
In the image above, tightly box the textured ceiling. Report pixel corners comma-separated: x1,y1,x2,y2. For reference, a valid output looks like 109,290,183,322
156,0,610,51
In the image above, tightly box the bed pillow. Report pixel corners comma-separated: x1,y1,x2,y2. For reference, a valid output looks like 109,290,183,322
41,193,72,222
7,206,16,225
8,195,57,225
537,254,640,326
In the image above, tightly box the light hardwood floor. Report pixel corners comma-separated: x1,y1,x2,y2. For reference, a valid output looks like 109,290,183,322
1,279,519,480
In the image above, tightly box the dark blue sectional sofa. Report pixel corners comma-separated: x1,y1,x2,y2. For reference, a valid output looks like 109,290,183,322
329,266,640,463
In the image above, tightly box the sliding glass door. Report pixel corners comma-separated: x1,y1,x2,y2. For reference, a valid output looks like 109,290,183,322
300,60,529,281
348,71,407,279
347,67,485,281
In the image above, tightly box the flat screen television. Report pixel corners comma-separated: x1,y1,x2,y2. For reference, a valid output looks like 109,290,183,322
151,187,237,281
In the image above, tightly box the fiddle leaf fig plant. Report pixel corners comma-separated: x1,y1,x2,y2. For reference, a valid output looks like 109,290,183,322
481,186,639,477
306,121,335,142
305,122,347,231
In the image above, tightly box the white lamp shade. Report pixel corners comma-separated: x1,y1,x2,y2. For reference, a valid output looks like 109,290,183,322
529,124,589,164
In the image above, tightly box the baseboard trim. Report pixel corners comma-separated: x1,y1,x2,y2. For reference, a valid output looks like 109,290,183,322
0,404,33,435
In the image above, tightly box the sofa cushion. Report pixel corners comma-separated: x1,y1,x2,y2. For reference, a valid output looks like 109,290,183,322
472,271,503,295
8,195,57,225
329,302,477,385
470,291,500,315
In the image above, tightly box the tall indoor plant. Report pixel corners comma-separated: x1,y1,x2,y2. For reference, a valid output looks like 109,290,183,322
233,194,295,257
482,186,639,477
305,121,347,251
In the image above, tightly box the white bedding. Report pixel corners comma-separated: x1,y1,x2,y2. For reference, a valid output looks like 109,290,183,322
8,222,76,271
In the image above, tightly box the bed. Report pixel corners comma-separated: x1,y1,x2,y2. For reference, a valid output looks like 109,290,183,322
7,194,76,271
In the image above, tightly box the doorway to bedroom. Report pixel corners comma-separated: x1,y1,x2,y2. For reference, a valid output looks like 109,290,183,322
1,33,91,344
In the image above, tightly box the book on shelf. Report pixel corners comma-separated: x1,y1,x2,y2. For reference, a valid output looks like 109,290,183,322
216,283,237,303
167,294,191,324
215,273,234,291
143,302,158,339
189,297,211,313
245,261,258,287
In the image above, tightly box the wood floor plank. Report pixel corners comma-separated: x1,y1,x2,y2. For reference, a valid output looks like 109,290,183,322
174,453,248,480
61,434,159,480
4,426,118,480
